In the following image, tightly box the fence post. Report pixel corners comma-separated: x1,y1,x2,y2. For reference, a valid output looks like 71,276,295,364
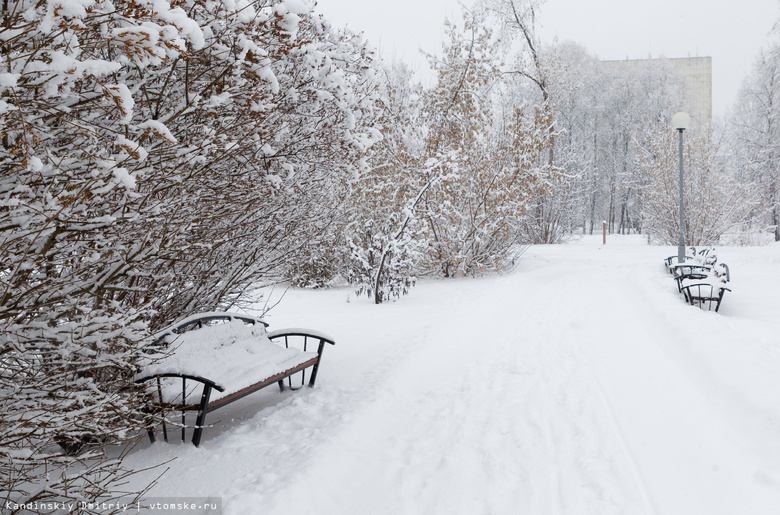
602,221,607,245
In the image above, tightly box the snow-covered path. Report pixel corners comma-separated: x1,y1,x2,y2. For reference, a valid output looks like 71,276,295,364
123,236,780,514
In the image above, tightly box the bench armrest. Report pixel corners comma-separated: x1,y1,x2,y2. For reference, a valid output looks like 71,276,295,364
267,329,335,390
267,328,335,346
135,373,225,447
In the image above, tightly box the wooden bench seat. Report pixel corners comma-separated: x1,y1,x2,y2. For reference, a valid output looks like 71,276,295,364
135,313,335,447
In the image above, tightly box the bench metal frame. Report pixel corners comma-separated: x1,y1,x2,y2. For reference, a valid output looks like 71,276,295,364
680,283,731,312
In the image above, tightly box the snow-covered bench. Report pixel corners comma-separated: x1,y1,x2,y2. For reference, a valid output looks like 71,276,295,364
665,246,716,274
679,263,731,312
670,263,712,292
664,247,697,272
135,312,335,447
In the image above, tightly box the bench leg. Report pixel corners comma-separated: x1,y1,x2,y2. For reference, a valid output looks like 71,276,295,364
144,416,168,444
715,289,726,312
192,384,213,448
145,377,166,444
308,341,327,387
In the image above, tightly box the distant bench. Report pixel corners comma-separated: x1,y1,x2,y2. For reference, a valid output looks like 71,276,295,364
664,246,716,272
135,312,335,447
669,263,712,292
665,248,731,313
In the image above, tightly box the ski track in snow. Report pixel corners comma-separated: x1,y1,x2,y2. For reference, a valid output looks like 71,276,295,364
122,237,780,515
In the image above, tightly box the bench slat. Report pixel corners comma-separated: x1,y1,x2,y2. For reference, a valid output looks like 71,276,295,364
206,355,319,411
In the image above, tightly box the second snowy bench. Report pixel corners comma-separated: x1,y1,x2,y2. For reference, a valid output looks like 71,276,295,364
135,312,335,447
679,263,731,313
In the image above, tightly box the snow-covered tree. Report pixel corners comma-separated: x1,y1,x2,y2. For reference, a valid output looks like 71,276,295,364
346,61,431,303
544,42,608,235
421,9,556,275
641,128,751,245
730,45,780,241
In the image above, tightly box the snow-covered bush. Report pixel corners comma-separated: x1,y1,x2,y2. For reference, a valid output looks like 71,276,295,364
420,14,557,276
1,0,200,508
343,62,430,302
1,0,380,509
348,218,418,303
343,7,558,296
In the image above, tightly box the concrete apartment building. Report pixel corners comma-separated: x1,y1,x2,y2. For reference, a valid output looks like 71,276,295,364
601,56,713,127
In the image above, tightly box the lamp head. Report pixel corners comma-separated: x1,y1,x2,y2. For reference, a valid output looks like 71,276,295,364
671,112,691,131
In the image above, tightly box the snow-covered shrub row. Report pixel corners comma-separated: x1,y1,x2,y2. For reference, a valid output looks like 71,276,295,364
0,0,379,510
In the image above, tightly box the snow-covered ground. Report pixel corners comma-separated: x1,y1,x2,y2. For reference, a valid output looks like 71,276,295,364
123,235,780,514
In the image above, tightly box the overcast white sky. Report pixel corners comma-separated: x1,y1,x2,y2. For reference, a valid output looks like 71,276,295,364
312,0,778,117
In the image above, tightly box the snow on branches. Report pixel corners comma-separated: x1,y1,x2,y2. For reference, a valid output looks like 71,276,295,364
344,7,559,302
420,12,557,277
1,0,380,510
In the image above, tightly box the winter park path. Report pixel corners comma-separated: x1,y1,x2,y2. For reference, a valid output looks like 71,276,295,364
123,236,780,515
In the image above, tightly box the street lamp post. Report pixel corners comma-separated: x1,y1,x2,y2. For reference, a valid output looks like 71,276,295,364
671,112,690,263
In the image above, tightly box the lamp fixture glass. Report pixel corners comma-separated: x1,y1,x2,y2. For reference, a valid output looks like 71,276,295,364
671,112,691,131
